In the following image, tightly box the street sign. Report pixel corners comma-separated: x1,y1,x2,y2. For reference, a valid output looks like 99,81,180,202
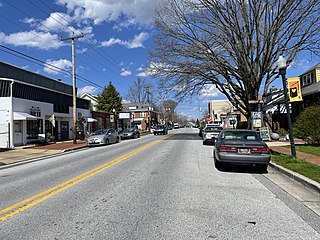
252,111,262,128
206,115,211,123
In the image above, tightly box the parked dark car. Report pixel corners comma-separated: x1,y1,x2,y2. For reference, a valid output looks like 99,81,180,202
119,128,140,139
213,129,270,171
154,124,168,135
202,126,223,145
86,128,121,146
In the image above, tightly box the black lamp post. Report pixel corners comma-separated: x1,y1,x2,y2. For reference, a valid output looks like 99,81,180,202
277,56,296,158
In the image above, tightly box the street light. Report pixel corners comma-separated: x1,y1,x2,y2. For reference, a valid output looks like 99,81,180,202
277,56,296,157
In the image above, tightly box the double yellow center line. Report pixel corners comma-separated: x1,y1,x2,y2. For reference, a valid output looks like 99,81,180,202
0,135,171,222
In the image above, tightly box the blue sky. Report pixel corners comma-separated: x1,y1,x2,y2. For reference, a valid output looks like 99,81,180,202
0,0,319,120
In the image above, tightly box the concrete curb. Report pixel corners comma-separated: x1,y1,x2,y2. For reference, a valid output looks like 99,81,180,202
61,145,88,153
0,146,88,170
269,161,320,194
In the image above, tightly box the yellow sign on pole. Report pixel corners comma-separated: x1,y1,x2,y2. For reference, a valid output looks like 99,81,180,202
288,77,303,102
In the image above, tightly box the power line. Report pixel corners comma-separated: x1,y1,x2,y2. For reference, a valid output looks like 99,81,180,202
0,44,104,89
0,12,118,90
0,44,71,75
25,0,137,88
0,1,143,94
27,0,77,35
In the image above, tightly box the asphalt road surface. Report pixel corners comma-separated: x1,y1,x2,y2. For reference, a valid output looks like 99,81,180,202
0,128,319,239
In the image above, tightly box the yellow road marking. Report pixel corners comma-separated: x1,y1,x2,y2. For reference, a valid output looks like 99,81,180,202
0,134,172,222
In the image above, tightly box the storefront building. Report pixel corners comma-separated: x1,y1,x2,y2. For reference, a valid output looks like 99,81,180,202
0,61,90,148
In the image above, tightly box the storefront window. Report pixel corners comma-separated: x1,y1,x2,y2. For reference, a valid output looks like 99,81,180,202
27,119,43,139
45,120,52,135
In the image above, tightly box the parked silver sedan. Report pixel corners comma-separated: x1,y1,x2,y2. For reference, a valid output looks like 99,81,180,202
119,128,140,139
213,129,270,171
86,128,121,146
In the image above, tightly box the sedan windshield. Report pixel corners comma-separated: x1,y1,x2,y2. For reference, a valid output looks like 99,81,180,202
221,131,260,141
204,126,223,132
123,128,134,132
92,130,107,135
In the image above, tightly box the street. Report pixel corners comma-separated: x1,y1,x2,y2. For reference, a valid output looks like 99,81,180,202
0,128,319,239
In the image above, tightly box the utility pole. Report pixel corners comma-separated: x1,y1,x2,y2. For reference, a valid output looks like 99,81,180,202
61,33,84,144
145,85,151,131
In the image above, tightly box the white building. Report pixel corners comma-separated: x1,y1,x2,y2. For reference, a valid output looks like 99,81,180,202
208,100,233,124
0,61,91,148
80,93,98,111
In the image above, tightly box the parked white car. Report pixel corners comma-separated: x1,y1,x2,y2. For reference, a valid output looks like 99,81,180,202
202,126,223,145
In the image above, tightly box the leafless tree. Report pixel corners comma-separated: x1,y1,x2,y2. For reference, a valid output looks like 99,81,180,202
160,99,178,123
126,78,150,104
149,0,320,119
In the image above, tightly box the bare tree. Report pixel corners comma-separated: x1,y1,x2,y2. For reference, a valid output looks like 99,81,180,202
126,78,149,104
149,0,320,119
160,99,178,123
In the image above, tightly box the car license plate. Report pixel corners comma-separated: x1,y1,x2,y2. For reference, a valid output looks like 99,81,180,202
238,148,250,154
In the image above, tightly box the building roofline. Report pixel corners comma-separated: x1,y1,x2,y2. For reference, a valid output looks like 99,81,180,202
298,63,320,77
0,60,71,87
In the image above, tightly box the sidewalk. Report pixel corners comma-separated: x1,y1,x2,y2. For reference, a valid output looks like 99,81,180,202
266,140,320,193
0,140,87,166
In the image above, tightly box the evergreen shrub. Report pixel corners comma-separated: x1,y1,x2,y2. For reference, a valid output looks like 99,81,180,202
293,105,320,145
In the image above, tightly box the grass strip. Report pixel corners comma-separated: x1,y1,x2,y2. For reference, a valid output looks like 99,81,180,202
289,145,320,157
271,151,320,183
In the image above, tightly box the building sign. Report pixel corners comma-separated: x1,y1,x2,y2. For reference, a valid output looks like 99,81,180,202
288,77,303,102
259,127,270,141
119,112,130,119
30,106,41,117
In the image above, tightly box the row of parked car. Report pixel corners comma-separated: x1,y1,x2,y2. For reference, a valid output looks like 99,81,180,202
86,128,140,146
199,124,271,172
86,123,172,147
86,124,171,146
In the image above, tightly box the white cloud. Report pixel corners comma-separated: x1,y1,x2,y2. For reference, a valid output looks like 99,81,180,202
44,59,72,75
136,65,147,77
143,61,169,76
200,85,221,98
127,32,149,48
76,47,88,54
137,66,144,71
77,85,98,97
39,12,74,32
0,31,64,50
101,37,123,47
136,72,147,77
101,32,149,49
23,12,94,40
55,0,162,26
120,68,132,76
